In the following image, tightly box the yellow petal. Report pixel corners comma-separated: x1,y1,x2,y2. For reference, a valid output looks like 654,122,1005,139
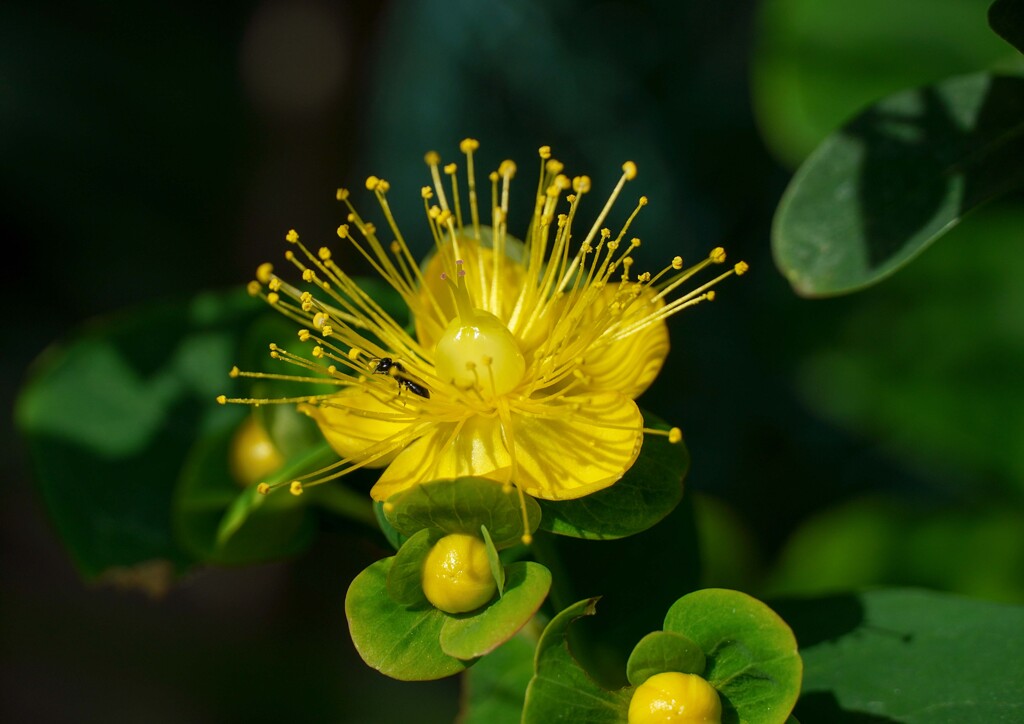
298,387,418,468
508,392,644,500
578,288,670,399
370,415,511,500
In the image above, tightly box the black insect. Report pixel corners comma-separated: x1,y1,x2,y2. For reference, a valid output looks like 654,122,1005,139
371,357,430,399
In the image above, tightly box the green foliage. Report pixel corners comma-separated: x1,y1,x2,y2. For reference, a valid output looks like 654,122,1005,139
776,589,1024,722
990,0,1024,53
537,410,689,539
459,633,537,724
773,72,1024,297
625,631,706,686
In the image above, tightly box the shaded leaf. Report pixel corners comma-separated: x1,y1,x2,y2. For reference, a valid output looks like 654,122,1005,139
459,632,536,724
773,72,1024,297
775,589,1024,722
481,524,505,596
990,0,1024,54
14,289,264,577
387,527,435,606
439,561,551,660
538,410,688,539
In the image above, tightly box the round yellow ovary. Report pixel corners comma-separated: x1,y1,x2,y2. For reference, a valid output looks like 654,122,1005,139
433,310,526,397
628,671,722,724
421,533,497,614
229,415,285,487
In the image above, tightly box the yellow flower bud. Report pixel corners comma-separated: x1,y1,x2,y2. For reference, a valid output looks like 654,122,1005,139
628,671,722,724
421,533,497,614
228,416,284,487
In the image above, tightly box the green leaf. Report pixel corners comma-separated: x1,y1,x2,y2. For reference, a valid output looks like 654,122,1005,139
774,589,1024,722
664,589,802,724
773,72,1024,297
173,421,317,565
459,632,536,724
626,631,707,686
439,561,551,660
387,528,435,606
538,410,689,539
522,598,631,724
375,500,408,551
481,524,505,596
14,289,264,577
345,557,467,681
990,0,1024,54
752,0,1015,166
385,477,541,548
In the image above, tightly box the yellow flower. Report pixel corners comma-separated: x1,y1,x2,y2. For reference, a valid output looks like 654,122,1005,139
219,140,746,511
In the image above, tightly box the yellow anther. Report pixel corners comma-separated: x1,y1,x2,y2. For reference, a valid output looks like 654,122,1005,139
421,186,434,199
257,483,270,495
638,195,648,206
364,222,376,235
459,138,480,153
365,175,380,190
284,250,295,261
622,161,638,180
489,171,499,183
428,206,441,219
313,312,329,328
377,179,390,193
267,278,281,292
312,346,323,357
390,240,401,253
285,229,299,243
735,261,749,275
298,329,311,342
289,481,304,496
521,533,533,545
318,247,331,260
668,427,682,444
538,145,551,159
216,395,227,405
424,151,441,165
269,343,279,351
706,290,716,301
554,173,570,189
302,269,315,283
499,159,517,177
572,176,591,193
631,237,641,248
229,366,240,378
444,162,457,175
336,188,349,200
321,324,333,337
710,247,726,263
256,262,274,283
246,281,261,296
266,292,280,305
348,347,363,361
672,256,683,270
336,224,349,238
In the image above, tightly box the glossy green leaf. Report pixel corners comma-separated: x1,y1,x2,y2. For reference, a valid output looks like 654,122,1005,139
459,632,536,724
774,589,1024,722
626,631,706,687
387,527,435,606
385,477,541,548
522,598,631,724
664,589,802,724
773,72,1024,297
538,411,689,539
439,561,551,660
345,557,467,681
753,0,1015,165
990,0,1024,54
14,289,264,577
173,421,317,565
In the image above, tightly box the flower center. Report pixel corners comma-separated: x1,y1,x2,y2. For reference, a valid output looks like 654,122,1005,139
434,309,525,396
433,261,526,397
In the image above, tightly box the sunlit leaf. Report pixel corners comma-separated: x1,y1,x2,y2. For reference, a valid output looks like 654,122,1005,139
625,631,706,686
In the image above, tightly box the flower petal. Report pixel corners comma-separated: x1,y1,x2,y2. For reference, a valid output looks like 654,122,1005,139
298,387,419,468
509,392,644,500
370,416,511,501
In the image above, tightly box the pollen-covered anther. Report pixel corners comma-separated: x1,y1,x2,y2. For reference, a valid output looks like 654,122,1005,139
313,312,329,329
336,224,349,238
335,188,349,201
572,176,592,193
302,269,316,283
622,161,638,180
459,138,480,153
710,247,727,263
321,325,334,337
377,179,391,193
266,292,280,305
285,229,299,243
289,481,304,496
668,427,682,444
443,162,457,175
246,281,261,296
348,347,363,361
638,195,649,206
499,160,517,177
257,483,270,495
256,262,274,283
216,395,227,405
298,329,311,342
424,150,441,165
229,366,240,378
365,175,380,191
538,145,552,159
672,256,684,270
267,278,282,292
317,246,331,261
735,261,749,275
312,346,324,358
706,291,717,301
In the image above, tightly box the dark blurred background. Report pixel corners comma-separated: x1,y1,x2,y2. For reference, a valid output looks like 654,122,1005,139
3,1,1021,722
